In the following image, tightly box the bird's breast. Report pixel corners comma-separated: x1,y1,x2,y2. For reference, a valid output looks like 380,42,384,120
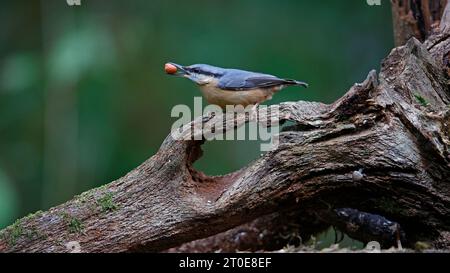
199,84,275,108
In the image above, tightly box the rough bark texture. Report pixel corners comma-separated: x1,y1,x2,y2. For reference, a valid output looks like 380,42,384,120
0,1,449,253
392,0,448,46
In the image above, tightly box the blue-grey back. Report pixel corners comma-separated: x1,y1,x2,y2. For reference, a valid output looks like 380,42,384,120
218,69,280,91
186,64,302,91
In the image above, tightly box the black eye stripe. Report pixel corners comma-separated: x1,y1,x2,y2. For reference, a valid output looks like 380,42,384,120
188,67,200,73
188,68,222,77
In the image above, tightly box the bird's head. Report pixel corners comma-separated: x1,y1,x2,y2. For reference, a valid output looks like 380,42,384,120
165,63,224,85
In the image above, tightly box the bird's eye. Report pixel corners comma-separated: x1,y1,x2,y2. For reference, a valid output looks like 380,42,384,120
191,68,200,74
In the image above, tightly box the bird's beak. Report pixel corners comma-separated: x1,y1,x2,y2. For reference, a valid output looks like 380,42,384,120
166,62,189,77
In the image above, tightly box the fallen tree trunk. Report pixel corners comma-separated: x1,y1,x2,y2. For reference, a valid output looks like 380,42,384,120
1,2,449,253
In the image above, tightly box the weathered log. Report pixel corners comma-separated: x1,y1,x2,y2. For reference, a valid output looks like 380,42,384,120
1,2,449,253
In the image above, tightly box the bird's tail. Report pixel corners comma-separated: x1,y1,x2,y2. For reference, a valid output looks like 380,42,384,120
283,79,309,88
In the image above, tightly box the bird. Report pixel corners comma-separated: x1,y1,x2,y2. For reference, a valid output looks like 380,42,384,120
165,62,308,109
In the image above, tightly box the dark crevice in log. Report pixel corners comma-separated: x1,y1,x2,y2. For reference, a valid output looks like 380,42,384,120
165,209,330,253
444,50,450,76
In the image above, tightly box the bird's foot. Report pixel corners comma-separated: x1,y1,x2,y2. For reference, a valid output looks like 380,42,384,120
249,103,260,121
202,111,216,122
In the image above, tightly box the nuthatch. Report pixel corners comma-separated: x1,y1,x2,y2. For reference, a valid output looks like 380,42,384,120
165,62,308,109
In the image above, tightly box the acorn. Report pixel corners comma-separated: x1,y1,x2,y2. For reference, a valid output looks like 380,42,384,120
165,63,178,74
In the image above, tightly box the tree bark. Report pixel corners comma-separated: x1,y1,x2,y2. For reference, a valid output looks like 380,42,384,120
392,0,448,46
1,1,449,253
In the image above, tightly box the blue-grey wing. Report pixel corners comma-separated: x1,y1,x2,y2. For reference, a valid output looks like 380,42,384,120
218,71,286,91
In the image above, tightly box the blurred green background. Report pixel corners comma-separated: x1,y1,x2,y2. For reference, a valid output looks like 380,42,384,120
0,0,393,229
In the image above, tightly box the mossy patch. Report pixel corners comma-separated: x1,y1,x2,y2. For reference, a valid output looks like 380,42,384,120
97,192,118,213
61,213,84,234
75,191,91,204
0,210,46,246
74,183,111,205
1,219,24,246
414,93,429,107
22,210,43,221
